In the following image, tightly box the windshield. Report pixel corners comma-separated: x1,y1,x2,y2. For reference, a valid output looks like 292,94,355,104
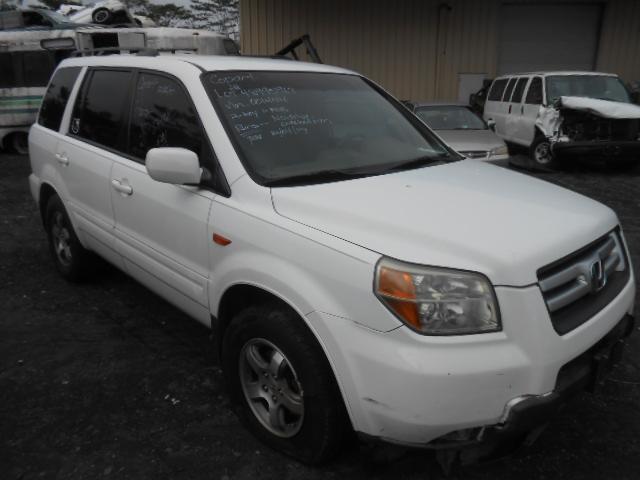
546,75,631,104
415,105,487,130
203,71,453,186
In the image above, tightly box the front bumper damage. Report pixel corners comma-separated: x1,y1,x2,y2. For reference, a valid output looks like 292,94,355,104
428,313,635,470
535,96,640,163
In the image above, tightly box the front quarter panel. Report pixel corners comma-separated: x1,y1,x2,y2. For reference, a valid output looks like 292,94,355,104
206,178,400,333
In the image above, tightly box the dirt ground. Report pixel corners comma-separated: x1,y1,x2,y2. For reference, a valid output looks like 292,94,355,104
1,153,639,480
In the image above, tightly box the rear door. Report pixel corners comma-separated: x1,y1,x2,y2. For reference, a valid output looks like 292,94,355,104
60,68,133,266
504,76,529,145
110,71,217,323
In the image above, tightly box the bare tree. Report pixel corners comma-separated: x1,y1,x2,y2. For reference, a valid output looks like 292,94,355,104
190,0,239,38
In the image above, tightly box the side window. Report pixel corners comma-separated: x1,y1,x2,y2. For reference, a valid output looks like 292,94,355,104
38,67,81,131
0,52,15,88
525,77,543,105
72,69,132,151
128,73,207,161
511,77,529,104
488,79,508,101
502,78,517,101
22,51,56,87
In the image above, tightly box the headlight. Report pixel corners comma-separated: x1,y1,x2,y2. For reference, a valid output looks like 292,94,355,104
374,258,501,335
489,145,508,157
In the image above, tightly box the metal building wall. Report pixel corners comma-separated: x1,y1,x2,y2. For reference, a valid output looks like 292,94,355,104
239,0,640,101
596,0,640,82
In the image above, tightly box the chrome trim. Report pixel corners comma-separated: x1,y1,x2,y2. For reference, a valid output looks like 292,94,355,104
538,232,626,313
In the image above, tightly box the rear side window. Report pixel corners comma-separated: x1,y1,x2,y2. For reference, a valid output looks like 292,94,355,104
72,69,132,150
487,79,508,101
502,78,517,101
511,78,529,103
128,73,206,160
525,77,543,105
38,67,81,132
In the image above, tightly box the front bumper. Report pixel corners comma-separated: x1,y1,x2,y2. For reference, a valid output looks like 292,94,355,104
308,275,635,449
461,313,635,460
552,140,640,161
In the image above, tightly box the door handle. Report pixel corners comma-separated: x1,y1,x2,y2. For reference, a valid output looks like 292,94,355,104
55,153,69,166
111,179,133,196
521,105,524,115
508,105,512,114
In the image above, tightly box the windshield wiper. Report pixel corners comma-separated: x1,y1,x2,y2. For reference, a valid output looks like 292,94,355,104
373,153,452,174
264,168,367,187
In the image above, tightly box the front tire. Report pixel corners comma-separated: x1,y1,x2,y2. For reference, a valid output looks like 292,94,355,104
45,195,94,282
222,304,348,464
529,135,557,169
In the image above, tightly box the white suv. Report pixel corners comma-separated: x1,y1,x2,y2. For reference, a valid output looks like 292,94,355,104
29,55,635,466
484,71,640,168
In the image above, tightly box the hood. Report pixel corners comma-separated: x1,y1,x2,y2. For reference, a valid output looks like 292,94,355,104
559,96,640,119
271,161,617,286
435,129,505,154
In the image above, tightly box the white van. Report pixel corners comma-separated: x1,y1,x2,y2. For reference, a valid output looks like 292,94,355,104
29,55,635,467
483,72,640,168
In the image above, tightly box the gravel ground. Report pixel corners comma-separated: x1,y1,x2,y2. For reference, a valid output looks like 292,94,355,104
1,153,639,480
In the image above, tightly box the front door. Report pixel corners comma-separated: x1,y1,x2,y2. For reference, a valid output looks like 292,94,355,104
110,71,216,324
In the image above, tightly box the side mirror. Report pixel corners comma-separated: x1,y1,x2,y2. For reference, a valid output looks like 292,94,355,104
145,147,201,185
486,119,496,131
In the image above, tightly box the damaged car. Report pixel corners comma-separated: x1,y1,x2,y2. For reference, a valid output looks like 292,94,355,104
484,72,640,168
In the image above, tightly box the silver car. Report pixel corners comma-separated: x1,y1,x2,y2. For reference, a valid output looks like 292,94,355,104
413,103,509,161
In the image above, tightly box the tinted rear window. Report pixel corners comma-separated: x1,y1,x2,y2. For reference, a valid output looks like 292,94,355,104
488,79,508,101
511,77,529,103
38,67,81,131
72,69,132,150
502,78,517,101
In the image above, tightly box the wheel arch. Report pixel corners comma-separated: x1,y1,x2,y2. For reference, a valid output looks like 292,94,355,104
213,281,356,430
38,182,59,225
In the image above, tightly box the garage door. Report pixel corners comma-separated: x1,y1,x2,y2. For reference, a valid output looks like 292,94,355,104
497,3,602,75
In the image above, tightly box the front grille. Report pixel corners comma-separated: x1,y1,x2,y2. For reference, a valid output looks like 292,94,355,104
537,229,630,335
459,150,488,159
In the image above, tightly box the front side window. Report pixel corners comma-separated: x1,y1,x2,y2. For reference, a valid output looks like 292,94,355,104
415,106,486,130
38,66,81,131
545,75,631,104
525,77,543,105
128,73,206,160
72,69,132,150
203,71,452,186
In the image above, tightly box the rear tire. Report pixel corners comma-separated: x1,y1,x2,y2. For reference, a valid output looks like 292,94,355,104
529,135,557,170
222,303,348,464
10,132,28,155
45,195,94,282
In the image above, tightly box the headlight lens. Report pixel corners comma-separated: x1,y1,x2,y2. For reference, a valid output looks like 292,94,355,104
489,145,508,157
374,258,501,335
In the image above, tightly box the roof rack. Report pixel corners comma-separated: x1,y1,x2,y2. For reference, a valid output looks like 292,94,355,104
70,47,198,57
